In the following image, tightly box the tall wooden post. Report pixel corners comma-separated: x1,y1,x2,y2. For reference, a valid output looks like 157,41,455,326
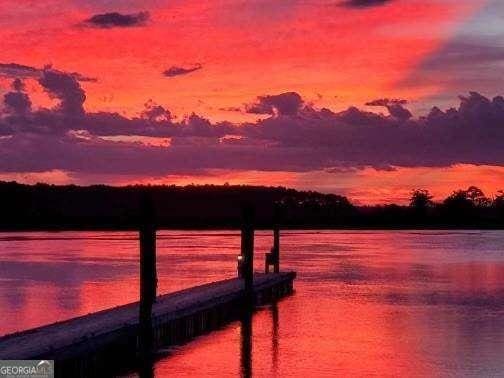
266,204,281,274
272,225,280,273
139,193,157,360
273,203,281,273
241,204,255,300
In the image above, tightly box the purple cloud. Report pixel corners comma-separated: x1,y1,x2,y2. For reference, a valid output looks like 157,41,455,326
1,75,504,177
163,64,203,77
38,69,86,116
245,92,304,116
366,98,412,121
83,12,150,28
339,0,394,8
0,62,96,82
3,79,31,115
0,63,39,79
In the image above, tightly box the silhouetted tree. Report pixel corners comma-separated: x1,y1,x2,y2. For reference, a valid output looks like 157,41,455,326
495,190,504,208
442,186,490,224
409,189,434,210
466,186,491,207
494,191,504,220
0,181,502,229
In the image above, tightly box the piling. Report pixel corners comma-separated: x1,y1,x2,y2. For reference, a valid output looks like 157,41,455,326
240,204,255,301
265,204,281,273
139,193,157,360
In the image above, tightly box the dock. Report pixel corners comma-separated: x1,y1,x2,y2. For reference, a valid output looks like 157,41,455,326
0,202,295,377
0,272,295,376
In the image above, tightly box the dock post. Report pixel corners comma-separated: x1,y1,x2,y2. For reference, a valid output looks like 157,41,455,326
265,204,281,274
273,204,280,273
241,204,255,301
139,193,157,360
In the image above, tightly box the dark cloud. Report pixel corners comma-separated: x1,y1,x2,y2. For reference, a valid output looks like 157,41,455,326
1,77,504,177
140,100,172,122
366,98,412,121
163,64,202,77
365,98,407,107
83,11,150,28
245,92,304,116
2,79,31,116
0,62,96,82
11,78,25,92
0,63,39,79
38,69,86,116
339,0,393,8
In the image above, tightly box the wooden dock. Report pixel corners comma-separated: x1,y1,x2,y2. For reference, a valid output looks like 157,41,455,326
0,202,294,376
0,272,295,376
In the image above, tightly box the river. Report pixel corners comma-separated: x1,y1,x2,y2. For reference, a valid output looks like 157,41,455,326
1,230,503,376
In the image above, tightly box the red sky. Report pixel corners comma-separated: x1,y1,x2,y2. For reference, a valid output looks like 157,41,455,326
1,0,503,204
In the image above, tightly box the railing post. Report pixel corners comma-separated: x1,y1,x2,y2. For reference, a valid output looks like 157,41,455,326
241,204,255,300
139,193,157,360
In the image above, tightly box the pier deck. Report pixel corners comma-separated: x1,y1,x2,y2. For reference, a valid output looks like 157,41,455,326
0,272,295,376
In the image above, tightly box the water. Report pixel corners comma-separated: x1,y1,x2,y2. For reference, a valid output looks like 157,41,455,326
1,230,503,377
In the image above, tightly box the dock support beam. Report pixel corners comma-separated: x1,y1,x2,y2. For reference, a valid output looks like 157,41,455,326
240,204,255,301
139,193,157,360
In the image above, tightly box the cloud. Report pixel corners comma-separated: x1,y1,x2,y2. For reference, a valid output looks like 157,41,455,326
3,79,31,115
0,63,39,79
245,92,304,116
1,75,504,177
38,69,86,115
339,0,394,8
163,64,203,77
366,98,412,120
83,11,150,28
0,62,96,82
365,98,407,107
399,2,504,99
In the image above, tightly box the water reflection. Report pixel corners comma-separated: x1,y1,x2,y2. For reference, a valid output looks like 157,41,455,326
1,230,504,376
270,302,279,374
138,359,154,378
240,302,280,378
240,311,253,378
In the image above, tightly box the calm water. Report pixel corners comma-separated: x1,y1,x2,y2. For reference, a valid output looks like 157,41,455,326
1,230,504,377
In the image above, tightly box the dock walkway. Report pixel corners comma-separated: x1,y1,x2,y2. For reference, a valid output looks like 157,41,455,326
0,272,295,376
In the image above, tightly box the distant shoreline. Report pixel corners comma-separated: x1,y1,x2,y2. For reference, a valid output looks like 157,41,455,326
1,181,503,231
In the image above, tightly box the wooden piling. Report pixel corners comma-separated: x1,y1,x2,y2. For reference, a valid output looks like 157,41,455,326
241,204,255,300
139,193,157,359
265,204,281,274
272,226,280,274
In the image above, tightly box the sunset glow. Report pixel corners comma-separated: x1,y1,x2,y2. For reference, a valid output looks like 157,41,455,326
1,0,503,203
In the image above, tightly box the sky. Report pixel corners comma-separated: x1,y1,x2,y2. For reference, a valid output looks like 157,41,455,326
0,0,503,204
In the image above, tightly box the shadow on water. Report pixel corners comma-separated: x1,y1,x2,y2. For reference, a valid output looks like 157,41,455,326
271,301,279,373
240,301,280,378
240,310,253,378
138,359,154,378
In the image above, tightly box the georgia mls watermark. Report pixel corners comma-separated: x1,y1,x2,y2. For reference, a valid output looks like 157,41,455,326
0,360,54,378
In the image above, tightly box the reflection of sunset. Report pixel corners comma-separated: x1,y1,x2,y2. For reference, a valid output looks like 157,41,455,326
1,230,503,376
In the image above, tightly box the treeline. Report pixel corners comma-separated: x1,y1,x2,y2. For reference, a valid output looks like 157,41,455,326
0,182,502,230
360,187,504,228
